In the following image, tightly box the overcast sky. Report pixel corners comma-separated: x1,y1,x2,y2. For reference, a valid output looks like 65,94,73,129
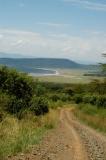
0,0,106,64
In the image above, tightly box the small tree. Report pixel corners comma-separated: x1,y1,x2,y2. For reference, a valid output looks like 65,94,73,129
30,96,49,115
100,53,106,74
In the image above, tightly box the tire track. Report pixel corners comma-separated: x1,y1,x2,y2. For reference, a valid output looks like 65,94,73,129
60,109,89,160
63,109,106,160
7,108,106,160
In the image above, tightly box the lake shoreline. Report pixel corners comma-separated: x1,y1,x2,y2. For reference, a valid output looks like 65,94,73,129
29,68,59,77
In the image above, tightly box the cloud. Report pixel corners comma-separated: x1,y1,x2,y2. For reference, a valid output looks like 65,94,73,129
36,22,70,28
0,34,3,39
63,0,106,11
0,28,106,63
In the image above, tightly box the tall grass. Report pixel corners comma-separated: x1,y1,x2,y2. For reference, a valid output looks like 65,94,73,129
0,110,58,159
73,104,106,133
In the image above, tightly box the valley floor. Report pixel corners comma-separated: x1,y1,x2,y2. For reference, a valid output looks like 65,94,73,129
7,108,106,160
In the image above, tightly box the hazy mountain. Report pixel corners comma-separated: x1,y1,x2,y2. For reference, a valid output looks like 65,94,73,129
0,57,87,73
0,52,25,58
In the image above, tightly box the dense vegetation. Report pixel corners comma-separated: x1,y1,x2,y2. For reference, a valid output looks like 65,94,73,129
73,104,106,133
0,66,60,158
0,65,106,158
0,65,106,118
0,66,49,119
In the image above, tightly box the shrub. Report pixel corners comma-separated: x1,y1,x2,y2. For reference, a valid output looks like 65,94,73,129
78,104,98,115
83,95,97,105
74,94,83,104
35,84,46,96
49,93,70,102
0,66,36,115
0,91,10,110
96,96,106,108
89,95,97,105
50,94,60,102
82,94,106,108
60,93,70,102
0,66,34,102
64,88,74,96
30,96,49,116
7,97,28,115
83,95,90,104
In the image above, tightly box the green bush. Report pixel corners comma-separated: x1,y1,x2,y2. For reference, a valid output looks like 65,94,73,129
83,95,90,104
78,104,98,115
64,88,74,96
7,97,28,115
30,96,49,115
96,96,106,108
74,94,83,104
83,95,97,105
60,93,70,102
0,91,10,110
50,94,60,102
89,95,97,105
0,66,34,102
49,93,70,102
35,84,46,96
82,94,106,108
0,66,35,115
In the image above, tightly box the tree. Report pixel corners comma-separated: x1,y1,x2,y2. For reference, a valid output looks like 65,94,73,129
0,66,34,114
30,96,49,115
100,53,106,74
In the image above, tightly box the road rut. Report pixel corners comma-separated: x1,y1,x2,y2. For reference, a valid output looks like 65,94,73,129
8,109,106,160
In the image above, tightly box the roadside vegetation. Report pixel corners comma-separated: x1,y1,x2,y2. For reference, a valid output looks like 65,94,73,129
0,66,59,159
73,104,106,133
0,110,58,159
0,65,106,159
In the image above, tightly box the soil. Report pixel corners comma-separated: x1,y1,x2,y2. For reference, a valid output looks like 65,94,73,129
8,108,106,160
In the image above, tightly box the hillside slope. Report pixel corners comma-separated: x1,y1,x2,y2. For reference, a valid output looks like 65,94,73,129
0,58,85,73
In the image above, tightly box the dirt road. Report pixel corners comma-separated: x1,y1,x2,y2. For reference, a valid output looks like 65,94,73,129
9,109,106,160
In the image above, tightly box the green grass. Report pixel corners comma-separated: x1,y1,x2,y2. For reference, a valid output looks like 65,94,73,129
73,104,106,133
0,110,58,159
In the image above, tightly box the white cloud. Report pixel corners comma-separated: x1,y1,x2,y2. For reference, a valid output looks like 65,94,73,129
63,0,106,11
36,22,70,27
0,28,106,63
0,34,3,39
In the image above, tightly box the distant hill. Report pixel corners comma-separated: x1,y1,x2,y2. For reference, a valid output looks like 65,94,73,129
0,57,94,73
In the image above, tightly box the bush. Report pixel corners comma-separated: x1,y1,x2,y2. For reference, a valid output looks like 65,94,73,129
30,96,49,116
49,93,70,102
7,97,28,115
64,88,74,96
50,94,60,102
89,95,97,105
83,95,97,105
78,104,98,115
83,95,90,104
60,93,70,102
0,91,10,110
82,94,106,108
0,66,35,115
0,66,34,102
74,94,83,104
35,84,46,96
96,96,106,108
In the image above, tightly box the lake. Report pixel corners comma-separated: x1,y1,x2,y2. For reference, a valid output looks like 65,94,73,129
29,68,59,76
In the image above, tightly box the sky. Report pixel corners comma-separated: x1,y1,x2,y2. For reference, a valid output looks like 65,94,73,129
0,0,106,64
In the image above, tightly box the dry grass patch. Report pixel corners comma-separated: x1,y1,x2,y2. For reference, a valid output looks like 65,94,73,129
0,110,59,159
